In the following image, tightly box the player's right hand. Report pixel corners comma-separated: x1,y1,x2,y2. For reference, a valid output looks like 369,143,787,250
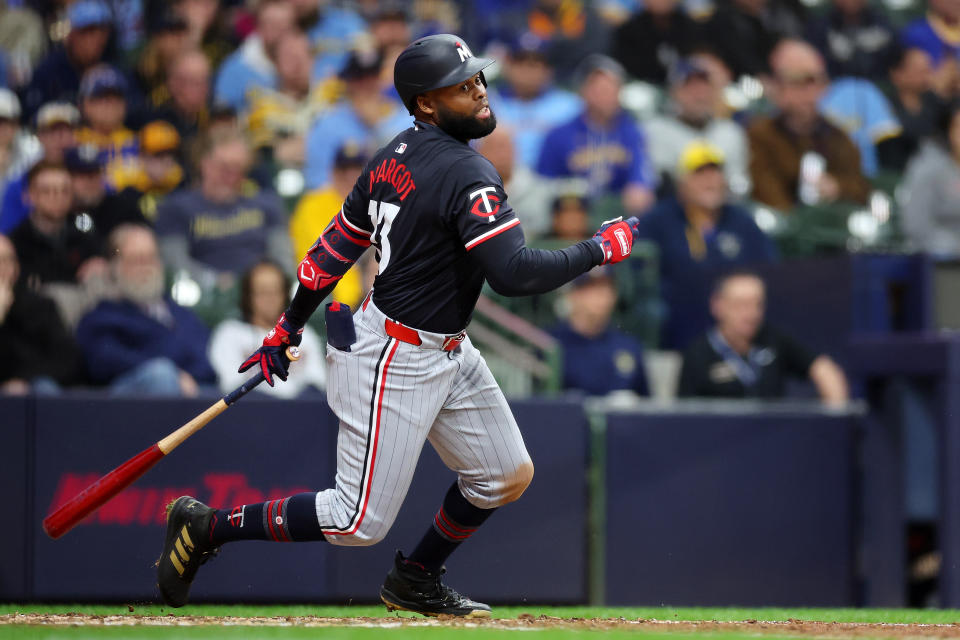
592,216,640,265
238,314,303,386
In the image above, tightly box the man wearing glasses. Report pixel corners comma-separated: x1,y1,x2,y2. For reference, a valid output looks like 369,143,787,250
747,39,870,211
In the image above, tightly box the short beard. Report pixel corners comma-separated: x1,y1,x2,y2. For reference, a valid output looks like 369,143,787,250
435,103,497,142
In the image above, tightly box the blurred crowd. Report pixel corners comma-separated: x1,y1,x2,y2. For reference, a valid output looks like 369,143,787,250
4,0,951,402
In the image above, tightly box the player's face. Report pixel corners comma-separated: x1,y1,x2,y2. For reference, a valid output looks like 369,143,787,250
429,73,497,142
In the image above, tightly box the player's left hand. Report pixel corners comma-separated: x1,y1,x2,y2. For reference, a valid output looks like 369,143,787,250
238,314,303,386
592,216,639,265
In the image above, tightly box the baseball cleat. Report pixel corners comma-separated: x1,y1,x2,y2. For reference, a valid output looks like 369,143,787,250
157,496,219,607
379,551,491,618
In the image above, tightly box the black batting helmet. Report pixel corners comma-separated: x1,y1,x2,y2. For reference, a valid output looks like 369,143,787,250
394,34,494,115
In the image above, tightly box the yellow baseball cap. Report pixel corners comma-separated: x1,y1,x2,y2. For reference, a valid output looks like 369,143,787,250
139,120,180,155
677,140,725,175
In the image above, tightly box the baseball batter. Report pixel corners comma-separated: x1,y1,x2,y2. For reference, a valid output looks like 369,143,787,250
158,34,639,617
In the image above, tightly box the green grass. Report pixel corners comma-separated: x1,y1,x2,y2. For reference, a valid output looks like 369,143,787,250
3,604,959,639
4,603,960,622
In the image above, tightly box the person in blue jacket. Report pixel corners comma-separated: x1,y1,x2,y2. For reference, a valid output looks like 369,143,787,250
536,54,656,214
76,224,216,395
550,266,648,396
635,141,777,350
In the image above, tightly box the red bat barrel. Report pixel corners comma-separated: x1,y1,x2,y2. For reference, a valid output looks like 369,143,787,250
42,443,165,539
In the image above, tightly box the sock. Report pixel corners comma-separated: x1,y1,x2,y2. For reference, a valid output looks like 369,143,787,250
208,492,325,545
407,482,496,572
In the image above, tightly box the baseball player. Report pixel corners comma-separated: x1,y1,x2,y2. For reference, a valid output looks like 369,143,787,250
157,34,639,617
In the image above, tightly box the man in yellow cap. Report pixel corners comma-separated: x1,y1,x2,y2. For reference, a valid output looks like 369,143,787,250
634,140,777,350
112,121,185,225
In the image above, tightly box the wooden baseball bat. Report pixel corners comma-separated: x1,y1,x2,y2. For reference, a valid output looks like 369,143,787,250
42,346,301,540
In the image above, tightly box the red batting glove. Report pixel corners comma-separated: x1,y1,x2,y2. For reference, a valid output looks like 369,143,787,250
238,314,303,386
592,216,639,265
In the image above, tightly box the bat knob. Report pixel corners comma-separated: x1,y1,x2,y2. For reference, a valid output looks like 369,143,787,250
286,346,302,361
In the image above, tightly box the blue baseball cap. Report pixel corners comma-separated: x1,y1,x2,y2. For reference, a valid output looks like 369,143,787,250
668,58,711,86
334,142,369,168
68,0,111,30
510,32,549,59
570,265,614,289
64,144,104,173
79,65,127,99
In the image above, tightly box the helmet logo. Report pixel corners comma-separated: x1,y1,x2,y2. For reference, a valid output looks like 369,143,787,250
456,41,474,63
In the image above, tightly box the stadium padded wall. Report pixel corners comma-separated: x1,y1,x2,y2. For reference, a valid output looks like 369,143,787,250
604,411,857,606
2,396,856,605
0,397,30,600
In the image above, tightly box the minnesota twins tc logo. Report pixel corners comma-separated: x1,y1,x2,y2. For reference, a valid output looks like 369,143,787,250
468,186,501,222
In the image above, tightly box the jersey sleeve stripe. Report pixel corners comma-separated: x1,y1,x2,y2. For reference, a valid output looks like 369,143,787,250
334,213,372,247
338,208,372,238
464,218,521,251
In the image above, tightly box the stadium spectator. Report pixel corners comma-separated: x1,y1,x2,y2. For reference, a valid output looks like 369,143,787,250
819,77,902,176
303,49,409,189
214,0,297,112
537,55,656,215
288,142,366,307
111,121,186,224
76,224,216,396
0,232,80,394
901,0,960,71
75,65,139,188
547,194,592,242
208,261,325,398
295,0,367,80
245,31,325,170
550,266,648,396
646,58,751,197
610,0,700,84
678,270,849,405
136,11,192,108
8,161,105,287
476,125,554,239
155,131,292,290
172,0,233,70
901,102,960,256
804,0,898,80
367,3,413,67
20,0,113,121
748,39,870,210
524,0,610,83
66,145,148,238
488,32,582,170
636,141,777,349
0,102,79,234
0,90,39,197
698,0,807,78
152,49,212,155
881,46,946,172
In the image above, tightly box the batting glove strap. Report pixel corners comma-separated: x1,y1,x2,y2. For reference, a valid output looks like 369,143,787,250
592,216,637,265
238,314,304,386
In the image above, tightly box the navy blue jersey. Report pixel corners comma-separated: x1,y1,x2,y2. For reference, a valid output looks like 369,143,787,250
340,121,532,333
284,119,602,335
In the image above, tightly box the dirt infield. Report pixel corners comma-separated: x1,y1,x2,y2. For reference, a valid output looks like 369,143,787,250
5,613,960,636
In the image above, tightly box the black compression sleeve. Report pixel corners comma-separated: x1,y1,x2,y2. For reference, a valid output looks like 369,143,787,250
283,282,336,328
470,224,604,296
